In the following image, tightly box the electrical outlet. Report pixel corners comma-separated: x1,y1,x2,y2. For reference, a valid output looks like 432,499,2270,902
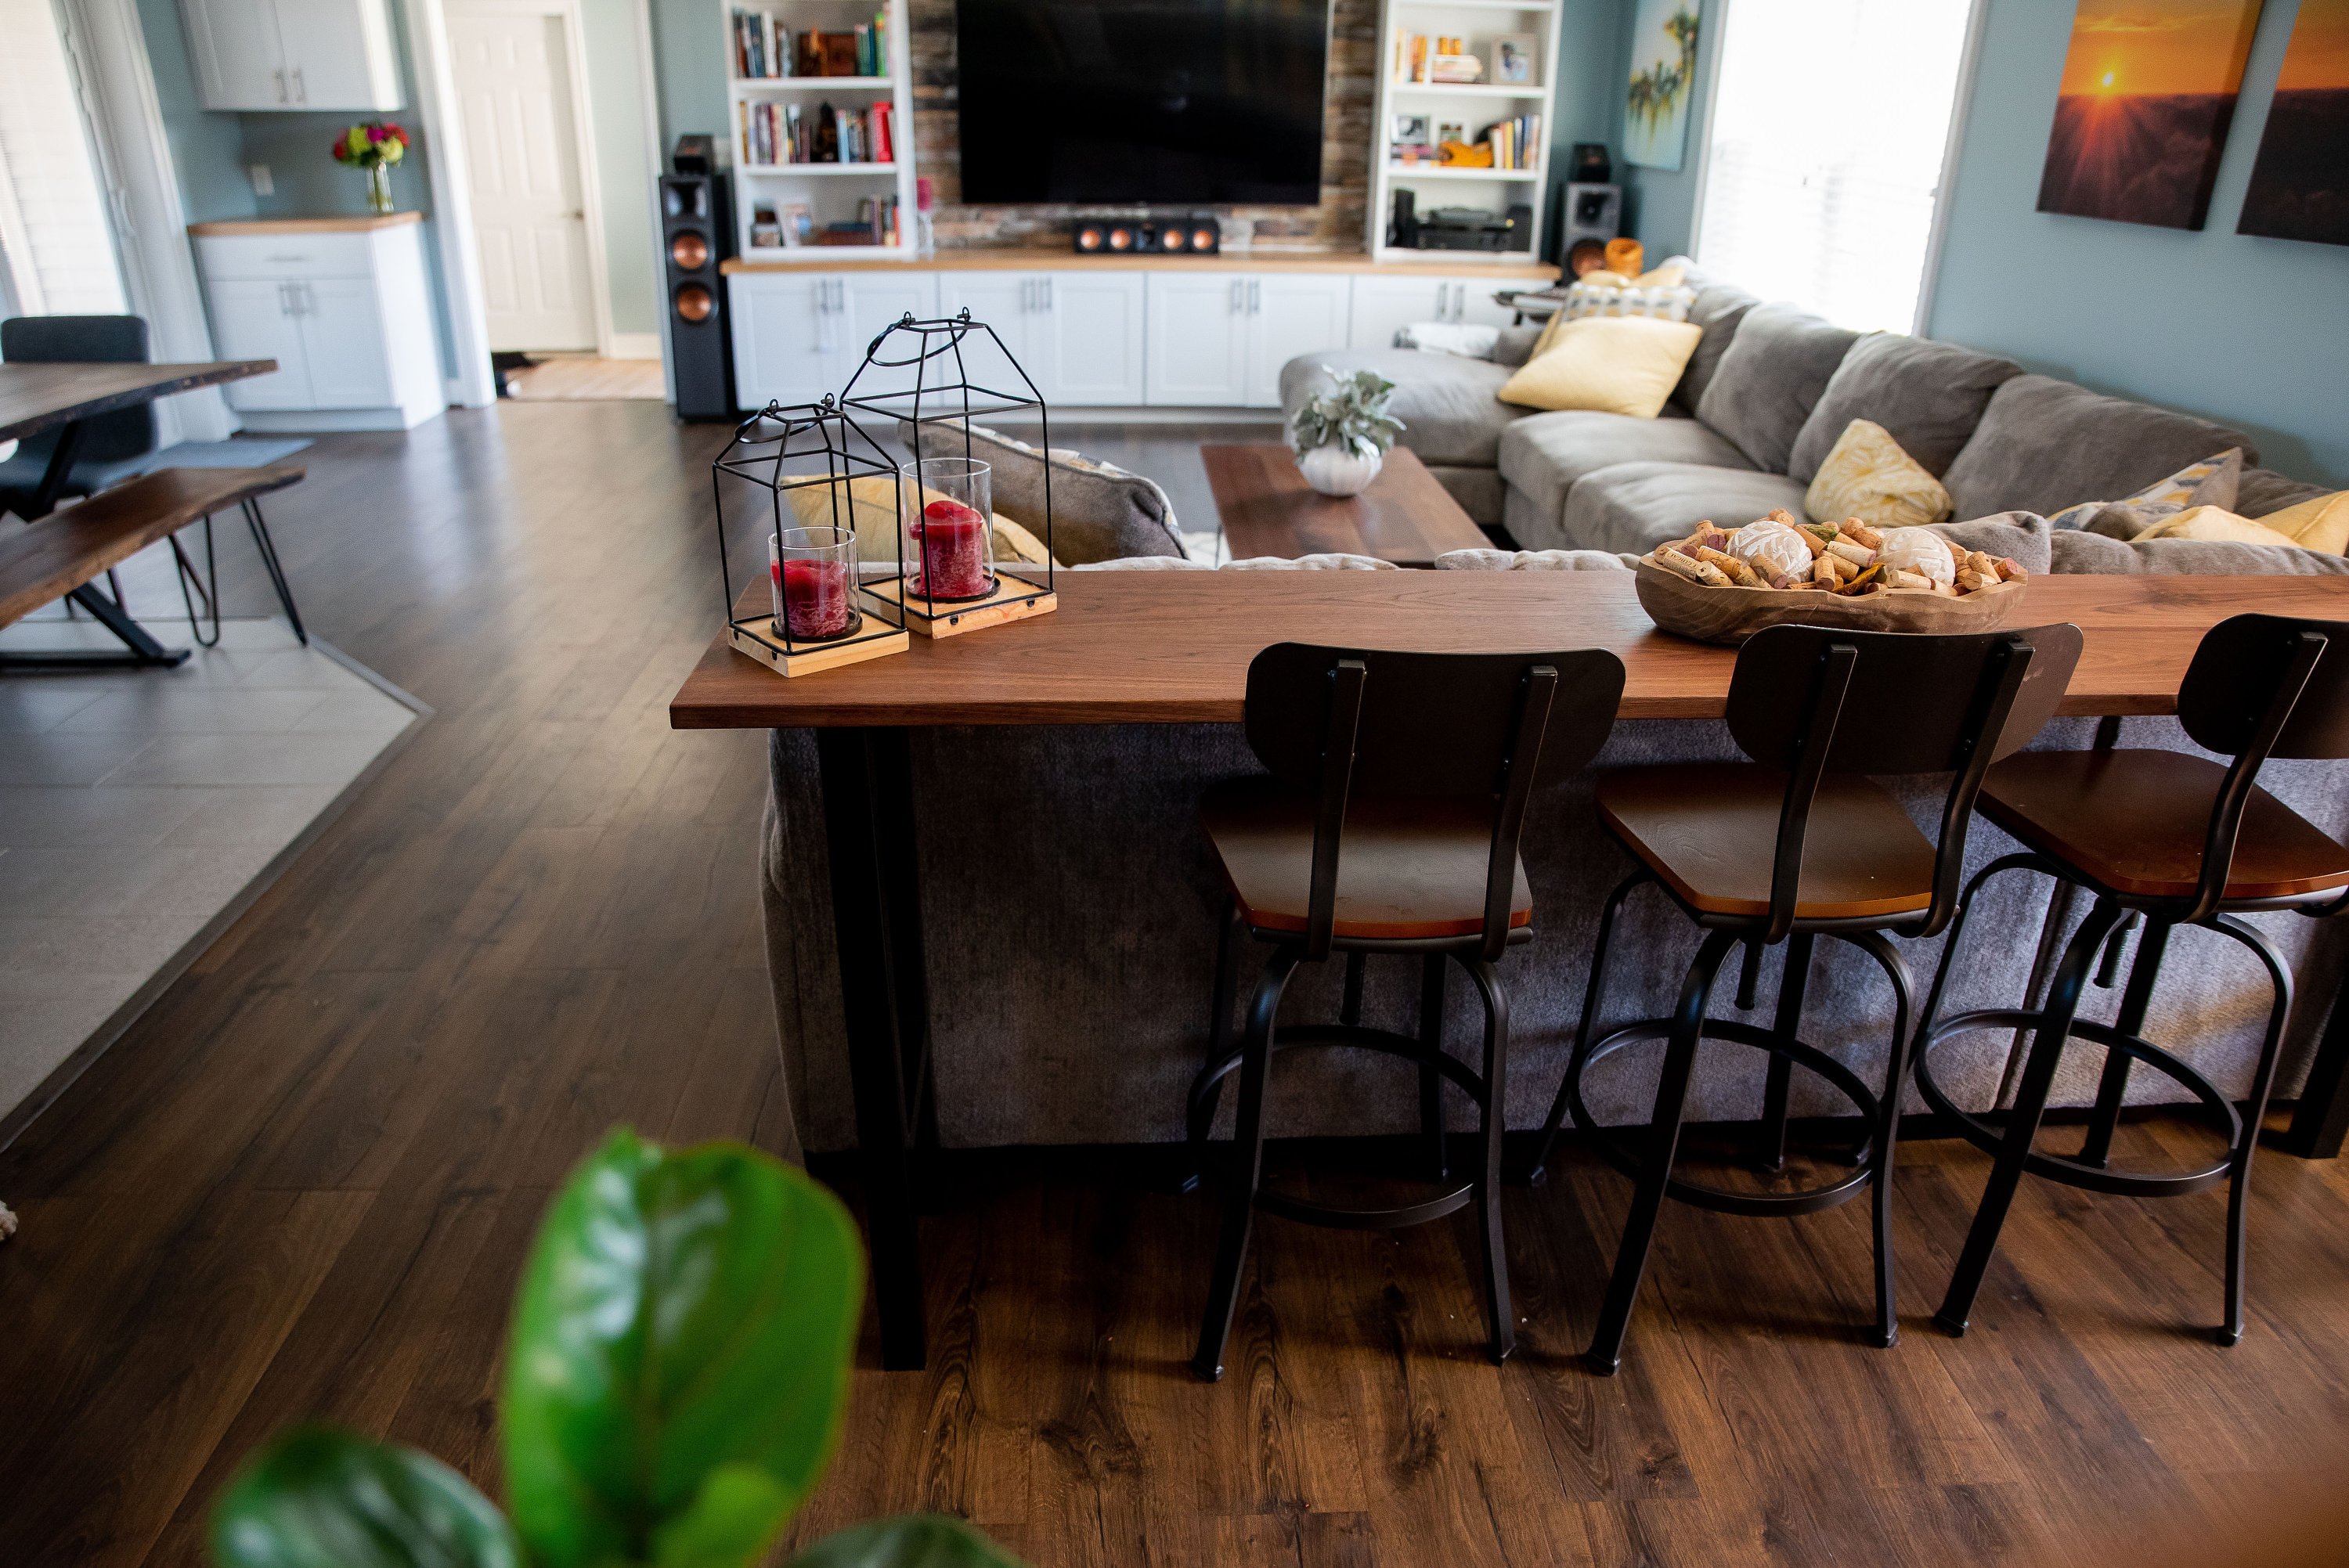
249,164,273,196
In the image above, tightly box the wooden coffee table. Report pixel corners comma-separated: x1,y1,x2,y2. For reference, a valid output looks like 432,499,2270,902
1201,444,1492,567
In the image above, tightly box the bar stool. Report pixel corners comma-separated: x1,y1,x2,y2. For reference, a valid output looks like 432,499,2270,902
1185,641,1627,1380
1522,622,2084,1374
1917,613,2349,1345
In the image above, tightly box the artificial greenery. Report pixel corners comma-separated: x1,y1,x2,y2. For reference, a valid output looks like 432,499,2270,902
209,1129,1024,1568
1289,368,1406,459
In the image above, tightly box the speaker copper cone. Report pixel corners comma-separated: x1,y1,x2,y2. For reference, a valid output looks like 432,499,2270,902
1160,228,1187,251
1193,227,1217,251
1107,227,1132,251
674,283,714,323
669,230,709,270
1076,225,1103,251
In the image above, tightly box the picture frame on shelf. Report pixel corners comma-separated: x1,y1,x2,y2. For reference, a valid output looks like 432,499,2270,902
1436,121,1465,148
1492,33,1536,85
1392,112,1430,146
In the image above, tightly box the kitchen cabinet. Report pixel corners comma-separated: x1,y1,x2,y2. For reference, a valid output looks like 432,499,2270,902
179,0,402,112
729,272,940,408
1147,272,1352,408
1348,273,1519,351
193,216,442,430
937,272,1146,407
1245,273,1351,406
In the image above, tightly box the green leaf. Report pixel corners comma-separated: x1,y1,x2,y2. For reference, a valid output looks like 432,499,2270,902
786,1515,1030,1568
501,1127,866,1568
209,1427,521,1568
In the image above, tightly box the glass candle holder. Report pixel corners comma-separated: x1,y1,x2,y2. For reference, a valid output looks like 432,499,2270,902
900,457,995,603
770,525,860,643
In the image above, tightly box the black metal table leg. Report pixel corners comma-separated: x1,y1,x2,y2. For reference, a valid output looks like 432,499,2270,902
814,726,933,1371
2,416,189,671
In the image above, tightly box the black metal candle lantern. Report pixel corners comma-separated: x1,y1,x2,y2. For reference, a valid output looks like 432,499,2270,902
710,396,911,677
840,311,1059,639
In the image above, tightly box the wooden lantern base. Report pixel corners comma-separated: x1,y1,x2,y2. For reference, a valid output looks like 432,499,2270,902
729,612,910,677
861,573,1059,640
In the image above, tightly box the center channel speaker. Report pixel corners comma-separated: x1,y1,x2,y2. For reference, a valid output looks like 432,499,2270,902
662,161,735,420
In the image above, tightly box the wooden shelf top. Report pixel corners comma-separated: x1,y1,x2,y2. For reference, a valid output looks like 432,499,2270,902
669,572,2349,731
188,213,424,236
722,251,1560,278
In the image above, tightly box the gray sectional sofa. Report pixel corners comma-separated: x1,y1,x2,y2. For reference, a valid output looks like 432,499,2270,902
1279,258,2336,563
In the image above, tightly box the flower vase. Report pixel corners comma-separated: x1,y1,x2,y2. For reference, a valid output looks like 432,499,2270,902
365,163,394,215
1296,442,1383,497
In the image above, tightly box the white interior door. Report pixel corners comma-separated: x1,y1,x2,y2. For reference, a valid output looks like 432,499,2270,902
446,2,597,351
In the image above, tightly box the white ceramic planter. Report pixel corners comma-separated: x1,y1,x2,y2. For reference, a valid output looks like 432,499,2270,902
1296,443,1383,497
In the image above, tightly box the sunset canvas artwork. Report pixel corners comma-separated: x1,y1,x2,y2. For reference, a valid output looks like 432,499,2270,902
2036,0,2266,230
2239,0,2349,244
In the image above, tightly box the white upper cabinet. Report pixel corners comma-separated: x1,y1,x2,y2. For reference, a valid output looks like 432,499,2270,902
181,0,403,112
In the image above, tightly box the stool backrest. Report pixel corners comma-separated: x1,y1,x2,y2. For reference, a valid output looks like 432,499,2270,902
2173,613,2349,921
1,315,157,465
1727,622,2084,941
1244,643,1628,961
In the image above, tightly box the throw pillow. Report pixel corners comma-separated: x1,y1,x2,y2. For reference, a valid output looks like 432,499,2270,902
2046,448,2246,539
1803,419,1953,529
1940,375,2256,521
1497,316,1703,419
898,420,1182,565
1433,547,1633,571
2254,489,2349,554
2127,505,2304,549
1557,282,1699,325
782,475,1063,571
1693,303,1861,474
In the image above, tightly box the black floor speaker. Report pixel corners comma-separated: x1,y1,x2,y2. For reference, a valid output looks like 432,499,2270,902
661,171,735,420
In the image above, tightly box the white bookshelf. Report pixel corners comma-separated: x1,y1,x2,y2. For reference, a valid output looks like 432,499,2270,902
724,0,917,263
1367,0,1564,265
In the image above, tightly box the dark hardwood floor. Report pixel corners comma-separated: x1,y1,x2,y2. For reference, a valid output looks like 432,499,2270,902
3,404,2347,1568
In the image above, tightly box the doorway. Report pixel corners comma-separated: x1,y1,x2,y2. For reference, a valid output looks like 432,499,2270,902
445,0,607,353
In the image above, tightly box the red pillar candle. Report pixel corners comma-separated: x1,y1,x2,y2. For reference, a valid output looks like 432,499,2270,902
911,497,992,600
780,557,853,638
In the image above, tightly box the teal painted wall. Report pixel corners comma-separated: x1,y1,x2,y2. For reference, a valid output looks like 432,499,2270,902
1926,0,2348,487
134,0,258,224
1608,0,1715,260
580,0,659,335
651,0,729,151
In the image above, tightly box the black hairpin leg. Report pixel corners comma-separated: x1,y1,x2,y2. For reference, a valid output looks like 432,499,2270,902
243,498,307,644
172,515,223,647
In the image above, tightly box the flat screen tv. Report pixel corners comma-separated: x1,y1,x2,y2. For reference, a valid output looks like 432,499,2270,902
955,0,1330,205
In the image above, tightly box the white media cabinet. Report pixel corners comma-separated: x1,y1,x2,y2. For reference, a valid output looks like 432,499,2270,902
722,254,1556,413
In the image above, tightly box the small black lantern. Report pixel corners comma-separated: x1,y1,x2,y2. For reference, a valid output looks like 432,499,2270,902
710,396,911,677
839,311,1058,639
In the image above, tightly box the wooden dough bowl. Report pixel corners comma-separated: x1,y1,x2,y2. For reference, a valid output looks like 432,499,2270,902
1634,559,2029,646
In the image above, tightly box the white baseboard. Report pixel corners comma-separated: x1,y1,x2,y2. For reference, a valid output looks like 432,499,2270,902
236,406,443,433
608,333,662,361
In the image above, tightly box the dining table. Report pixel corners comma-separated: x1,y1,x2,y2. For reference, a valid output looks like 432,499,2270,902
669,569,2349,1369
0,358,276,664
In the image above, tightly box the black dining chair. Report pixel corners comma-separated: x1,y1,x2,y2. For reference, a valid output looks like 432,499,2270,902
1520,621,2084,1374
1185,641,1626,1379
0,315,160,510
1916,613,2349,1346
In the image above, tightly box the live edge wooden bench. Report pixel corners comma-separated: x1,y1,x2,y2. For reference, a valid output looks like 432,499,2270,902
0,465,305,669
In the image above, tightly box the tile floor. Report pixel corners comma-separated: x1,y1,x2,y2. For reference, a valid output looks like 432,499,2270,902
0,614,421,1121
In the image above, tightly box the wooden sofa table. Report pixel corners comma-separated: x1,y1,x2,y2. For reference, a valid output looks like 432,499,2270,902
670,571,2349,1369
1203,444,1490,566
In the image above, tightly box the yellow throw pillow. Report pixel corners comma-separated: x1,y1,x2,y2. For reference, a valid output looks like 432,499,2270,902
2253,490,2349,554
1496,316,1702,419
1804,418,1953,530
2128,506,2304,549
1633,263,1687,288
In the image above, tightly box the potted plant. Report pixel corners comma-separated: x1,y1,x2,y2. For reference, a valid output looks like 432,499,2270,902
1289,368,1405,497
207,1128,1021,1568
334,122,408,215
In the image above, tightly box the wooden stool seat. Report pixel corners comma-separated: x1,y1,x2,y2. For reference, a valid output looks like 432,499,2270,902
1200,776,1532,941
1596,763,1936,921
1979,749,2349,902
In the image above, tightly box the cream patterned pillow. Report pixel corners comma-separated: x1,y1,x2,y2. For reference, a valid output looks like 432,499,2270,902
1561,282,1698,322
1804,419,1952,529
2047,448,2244,538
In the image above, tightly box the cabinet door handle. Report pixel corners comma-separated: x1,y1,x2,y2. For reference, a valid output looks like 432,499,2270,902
291,67,305,103
1248,279,1261,314
1042,276,1053,312
1229,279,1243,314
273,69,287,103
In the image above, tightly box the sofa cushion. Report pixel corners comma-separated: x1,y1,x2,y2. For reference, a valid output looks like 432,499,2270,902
1426,463,1505,527
1694,304,1860,473
1280,349,1521,468
1496,409,1754,532
1671,283,1760,414
2048,447,2246,538
1785,333,2023,481
1940,376,2258,521
1931,511,2054,575
898,420,1181,564
1434,547,1633,571
1557,461,1813,556
2048,529,2349,575
2239,466,2335,519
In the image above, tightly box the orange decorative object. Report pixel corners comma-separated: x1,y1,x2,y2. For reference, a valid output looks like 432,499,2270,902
1605,238,1645,276
1438,140,1495,168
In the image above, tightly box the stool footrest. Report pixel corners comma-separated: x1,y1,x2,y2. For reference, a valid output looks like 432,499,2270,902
1914,1009,2239,1197
1257,1183,1478,1231
1189,1022,1487,1109
1572,1017,1882,1217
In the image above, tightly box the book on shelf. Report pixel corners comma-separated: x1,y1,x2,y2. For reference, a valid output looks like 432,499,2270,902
741,98,892,167
731,9,792,78
1477,112,1541,171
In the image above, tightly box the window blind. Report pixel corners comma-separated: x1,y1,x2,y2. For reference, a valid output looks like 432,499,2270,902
1693,0,1975,334
0,0,128,318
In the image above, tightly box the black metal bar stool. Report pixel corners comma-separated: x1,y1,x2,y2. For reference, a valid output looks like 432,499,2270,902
1186,641,1626,1380
1522,621,2084,1374
1918,613,2349,1345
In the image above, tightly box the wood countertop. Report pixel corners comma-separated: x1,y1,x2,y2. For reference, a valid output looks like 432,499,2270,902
187,213,424,236
669,572,2349,730
722,251,1559,279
